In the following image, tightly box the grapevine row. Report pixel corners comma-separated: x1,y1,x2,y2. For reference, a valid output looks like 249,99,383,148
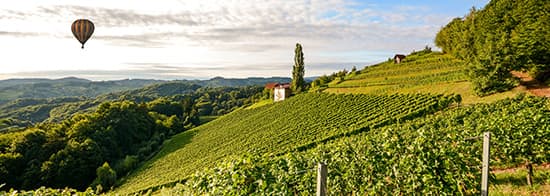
115,93,456,194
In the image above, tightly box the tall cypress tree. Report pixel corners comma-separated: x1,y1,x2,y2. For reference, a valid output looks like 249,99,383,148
292,43,305,93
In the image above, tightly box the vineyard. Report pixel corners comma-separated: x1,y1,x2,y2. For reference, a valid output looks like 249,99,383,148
324,52,524,104
114,93,458,194
332,53,466,88
165,95,550,195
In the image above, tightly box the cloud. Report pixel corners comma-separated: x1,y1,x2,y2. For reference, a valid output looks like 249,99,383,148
0,31,43,37
38,5,198,27
95,34,170,48
0,1,442,50
0,1,481,80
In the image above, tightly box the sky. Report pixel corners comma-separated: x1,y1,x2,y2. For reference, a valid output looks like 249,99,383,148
0,0,489,81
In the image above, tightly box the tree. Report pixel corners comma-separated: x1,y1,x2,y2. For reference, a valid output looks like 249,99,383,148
435,0,549,95
93,162,117,192
292,43,305,93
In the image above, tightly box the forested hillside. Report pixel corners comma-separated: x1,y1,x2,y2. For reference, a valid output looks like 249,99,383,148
0,82,267,191
435,0,549,95
0,74,277,192
0,78,284,133
0,77,290,105
0,77,162,104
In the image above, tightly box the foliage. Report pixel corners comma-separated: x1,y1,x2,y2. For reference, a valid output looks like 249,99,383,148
409,45,433,56
0,84,265,191
115,93,457,194
0,101,183,190
170,95,549,195
92,162,117,192
435,0,550,95
292,43,306,93
310,69,353,92
0,186,96,196
0,84,264,133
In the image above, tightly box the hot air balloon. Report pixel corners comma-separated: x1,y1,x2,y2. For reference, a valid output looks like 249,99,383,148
71,19,94,49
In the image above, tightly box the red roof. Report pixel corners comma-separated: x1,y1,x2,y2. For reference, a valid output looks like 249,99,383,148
394,54,406,59
266,82,291,89
265,82,279,89
276,83,291,89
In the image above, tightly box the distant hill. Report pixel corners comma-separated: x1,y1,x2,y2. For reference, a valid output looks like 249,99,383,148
0,77,287,133
0,77,91,88
191,76,291,87
0,77,163,104
0,76,291,104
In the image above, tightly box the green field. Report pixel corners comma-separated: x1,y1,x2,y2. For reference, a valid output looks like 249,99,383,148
324,52,524,104
114,93,456,194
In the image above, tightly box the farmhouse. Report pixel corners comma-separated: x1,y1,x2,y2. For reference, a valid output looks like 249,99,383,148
265,82,291,101
394,54,406,64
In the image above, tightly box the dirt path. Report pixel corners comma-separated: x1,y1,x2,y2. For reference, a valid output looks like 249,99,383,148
512,71,550,98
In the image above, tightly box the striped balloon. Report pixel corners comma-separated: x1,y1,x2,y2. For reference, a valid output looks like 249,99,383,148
71,19,94,49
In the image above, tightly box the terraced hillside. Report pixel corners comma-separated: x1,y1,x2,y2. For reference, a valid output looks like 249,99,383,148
115,93,457,194
324,52,524,104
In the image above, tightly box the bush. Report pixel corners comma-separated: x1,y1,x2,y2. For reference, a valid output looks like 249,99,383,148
468,59,518,96
92,162,117,192
115,155,139,176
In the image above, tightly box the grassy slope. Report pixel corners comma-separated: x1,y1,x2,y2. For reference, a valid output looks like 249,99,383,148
324,52,525,105
114,93,451,194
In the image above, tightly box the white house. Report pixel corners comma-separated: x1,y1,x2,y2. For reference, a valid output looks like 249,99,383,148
265,82,292,101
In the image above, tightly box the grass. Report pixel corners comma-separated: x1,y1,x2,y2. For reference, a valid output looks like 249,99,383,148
491,167,550,195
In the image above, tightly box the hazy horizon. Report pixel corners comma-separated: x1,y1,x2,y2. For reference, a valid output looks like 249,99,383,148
0,61,372,81
1,0,489,81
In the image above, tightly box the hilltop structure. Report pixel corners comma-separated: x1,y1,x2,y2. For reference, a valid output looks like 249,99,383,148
394,54,406,64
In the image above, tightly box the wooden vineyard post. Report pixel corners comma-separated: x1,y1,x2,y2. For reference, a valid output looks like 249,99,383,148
481,132,491,196
317,162,327,196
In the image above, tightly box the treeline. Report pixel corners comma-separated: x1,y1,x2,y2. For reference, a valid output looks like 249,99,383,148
310,66,359,91
0,101,182,191
0,77,162,105
0,83,263,133
0,77,290,105
0,86,264,192
435,0,549,95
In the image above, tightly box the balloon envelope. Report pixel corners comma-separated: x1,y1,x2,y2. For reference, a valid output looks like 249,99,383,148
71,19,94,49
